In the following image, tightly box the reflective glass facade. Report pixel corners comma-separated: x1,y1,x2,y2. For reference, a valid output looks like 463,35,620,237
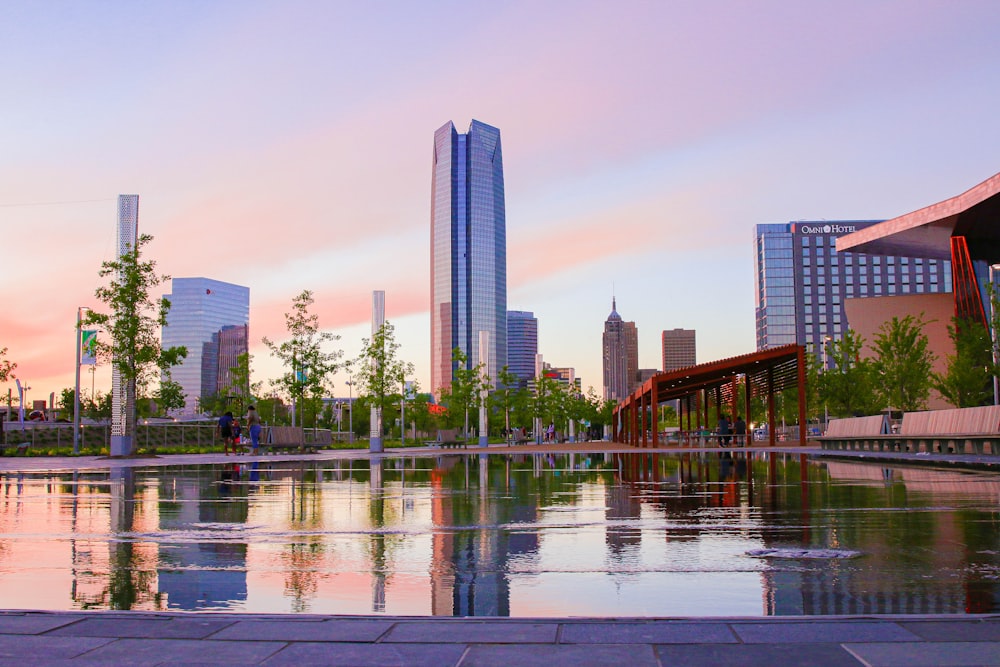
162,278,250,417
506,311,537,388
431,120,507,396
755,222,952,356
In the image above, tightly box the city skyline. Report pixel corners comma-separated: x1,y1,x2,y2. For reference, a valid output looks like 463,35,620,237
2,2,999,406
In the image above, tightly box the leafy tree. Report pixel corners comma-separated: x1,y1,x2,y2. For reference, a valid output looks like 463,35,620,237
817,329,880,417
352,322,415,441
59,387,76,418
155,375,187,416
263,290,342,427
81,233,187,453
871,314,936,412
932,317,994,408
0,347,17,383
439,348,484,436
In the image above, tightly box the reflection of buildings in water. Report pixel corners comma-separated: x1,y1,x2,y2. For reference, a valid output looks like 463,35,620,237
429,454,539,616
156,466,248,609
761,459,1000,615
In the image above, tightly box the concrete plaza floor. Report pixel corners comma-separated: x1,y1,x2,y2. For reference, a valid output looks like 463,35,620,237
1,444,998,665
0,610,999,666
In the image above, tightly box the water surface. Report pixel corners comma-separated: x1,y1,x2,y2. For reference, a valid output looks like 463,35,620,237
0,452,997,616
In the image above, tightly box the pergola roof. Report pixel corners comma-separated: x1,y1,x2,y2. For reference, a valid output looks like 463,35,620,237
837,171,1000,261
632,343,804,405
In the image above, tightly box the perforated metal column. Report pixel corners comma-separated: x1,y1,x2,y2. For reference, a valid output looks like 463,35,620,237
111,194,138,457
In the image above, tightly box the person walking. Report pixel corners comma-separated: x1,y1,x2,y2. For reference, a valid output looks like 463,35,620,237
734,415,747,447
217,411,235,456
718,414,731,448
246,405,262,454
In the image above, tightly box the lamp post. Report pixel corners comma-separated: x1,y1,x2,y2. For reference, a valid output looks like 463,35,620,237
822,335,831,431
73,306,89,454
345,377,353,444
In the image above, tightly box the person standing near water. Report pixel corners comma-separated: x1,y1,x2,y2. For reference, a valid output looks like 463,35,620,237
246,405,262,454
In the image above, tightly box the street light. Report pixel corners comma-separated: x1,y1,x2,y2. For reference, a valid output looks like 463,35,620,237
345,377,354,444
822,335,832,431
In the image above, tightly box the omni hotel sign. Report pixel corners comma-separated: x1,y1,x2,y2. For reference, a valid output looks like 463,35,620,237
793,223,858,235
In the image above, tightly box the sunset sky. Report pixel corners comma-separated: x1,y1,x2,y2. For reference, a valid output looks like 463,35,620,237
2,0,999,408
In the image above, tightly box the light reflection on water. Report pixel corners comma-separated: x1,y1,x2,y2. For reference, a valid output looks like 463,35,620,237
0,452,998,616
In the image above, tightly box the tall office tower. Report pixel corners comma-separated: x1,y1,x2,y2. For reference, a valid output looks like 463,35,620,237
431,119,507,397
624,321,639,393
662,328,696,372
506,311,538,388
603,298,637,401
162,278,250,417
754,221,952,356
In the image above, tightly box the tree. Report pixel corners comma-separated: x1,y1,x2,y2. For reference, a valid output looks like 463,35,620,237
871,314,936,412
352,322,415,442
439,348,484,436
932,317,994,408
155,375,187,416
81,233,187,454
817,329,880,417
0,347,16,383
263,290,342,427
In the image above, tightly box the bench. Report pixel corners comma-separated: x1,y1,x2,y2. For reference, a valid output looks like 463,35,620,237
265,426,316,454
424,428,468,449
305,429,333,449
817,415,891,452
0,441,30,456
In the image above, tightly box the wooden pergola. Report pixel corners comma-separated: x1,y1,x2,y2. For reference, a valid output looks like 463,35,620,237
612,344,807,447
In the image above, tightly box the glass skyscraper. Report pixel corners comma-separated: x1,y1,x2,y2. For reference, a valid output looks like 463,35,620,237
431,119,507,397
754,221,952,356
602,299,638,401
506,311,537,388
162,277,250,417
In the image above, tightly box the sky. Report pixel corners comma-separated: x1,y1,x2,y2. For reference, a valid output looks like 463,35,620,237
2,0,1000,409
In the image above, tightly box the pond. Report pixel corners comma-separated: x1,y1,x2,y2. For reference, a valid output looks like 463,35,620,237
0,451,998,617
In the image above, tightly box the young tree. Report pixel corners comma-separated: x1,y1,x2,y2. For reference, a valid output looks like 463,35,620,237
439,348,483,437
0,347,16,383
353,322,414,445
871,314,936,412
155,374,187,416
932,317,994,408
81,233,187,454
817,329,879,417
263,290,342,427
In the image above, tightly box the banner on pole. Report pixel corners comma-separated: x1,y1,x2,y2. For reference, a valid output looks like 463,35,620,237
81,330,98,365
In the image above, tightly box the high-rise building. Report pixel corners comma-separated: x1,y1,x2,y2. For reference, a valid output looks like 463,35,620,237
602,298,638,401
662,328,696,372
431,119,507,397
506,311,537,388
754,221,952,356
162,278,250,417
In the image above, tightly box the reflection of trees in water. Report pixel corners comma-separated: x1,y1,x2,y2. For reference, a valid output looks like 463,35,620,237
280,539,325,613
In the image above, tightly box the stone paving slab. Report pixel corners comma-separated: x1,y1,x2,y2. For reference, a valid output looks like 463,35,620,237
0,612,84,635
0,633,115,659
897,619,1000,641
559,620,738,644
460,643,660,667
210,618,394,642
844,641,1000,666
260,641,467,667
75,637,287,665
47,616,238,639
653,642,865,666
383,620,559,643
730,619,924,643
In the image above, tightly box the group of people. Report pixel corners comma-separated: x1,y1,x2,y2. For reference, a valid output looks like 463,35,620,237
216,405,263,455
716,413,747,447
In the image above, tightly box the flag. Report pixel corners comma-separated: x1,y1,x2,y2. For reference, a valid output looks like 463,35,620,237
81,330,98,365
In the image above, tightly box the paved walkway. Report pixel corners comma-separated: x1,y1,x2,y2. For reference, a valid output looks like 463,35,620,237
0,610,998,666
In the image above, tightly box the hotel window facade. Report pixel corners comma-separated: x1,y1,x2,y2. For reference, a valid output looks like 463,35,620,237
755,221,951,357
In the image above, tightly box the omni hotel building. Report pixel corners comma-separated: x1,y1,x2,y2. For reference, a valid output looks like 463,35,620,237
754,220,952,357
